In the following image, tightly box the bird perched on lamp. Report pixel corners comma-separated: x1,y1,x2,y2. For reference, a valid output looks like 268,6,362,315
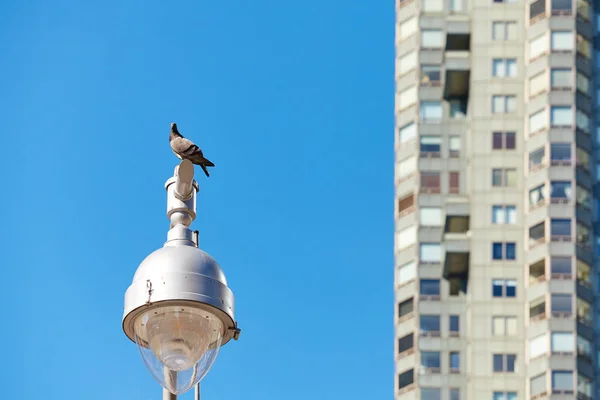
169,122,215,177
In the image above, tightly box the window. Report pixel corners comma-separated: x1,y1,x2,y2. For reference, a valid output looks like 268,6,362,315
398,369,414,390
577,259,591,287
492,168,516,187
551,219,571,240
492,58,517,77
398,17,418,40
577,334,592,360
530,334,548,359
550,181,571,202
529,147,545,170
420,101,442,121
420,315,440,335
530,0,546,20
420,388,441,400
422,0,444,12
529,108,547,132
551,294,572,315
449,172,459,194
576,72,589,95
551,31,574,51
492,21,517,40
531,373,547,397
449,98,467,119
576,110,590,133
529,259,545,283
421,65,441,85
577,297,592,325
449,352,460,372
398,122,417,145
421,351,441,373
420,279,440,297
450,0,463,12
450,388,460,400
529,221,545,246
492,205,516,224
449,315,459,335
552,332,574,353
530,297,546,320
529,184,546,207
530,35,548,60
396,261,416,286
420,207,443,226
492,316,517,336
420,243,442,263
578,373,592,398
493,392,517,400
420,136,441,156
577,34,591,58
421,30,444,48
396,156,416,180
552,0,572,12
398,298,414,319
550,106,573,126
396,225,417,250
493,354,516,372
492,279,517,297
398,51,417,75
552,371,573,393
576,222,590,248
398,193,415,215
420,171,441,192
494,0,517,3
449,278,466,295
550,143,571,164
551,256,572,277
576,147,590,169
492,242,516,260
530,71,548,96
398,333,414,355
551,68,572,88
576,185,591,209
449,136,460,157
492,95,516,113
398,86,417,110
492,132,516,149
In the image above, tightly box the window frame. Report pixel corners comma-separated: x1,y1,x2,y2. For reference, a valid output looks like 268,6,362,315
493,353,517,373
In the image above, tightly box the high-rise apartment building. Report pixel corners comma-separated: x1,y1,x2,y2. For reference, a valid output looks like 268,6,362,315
394,0,599,398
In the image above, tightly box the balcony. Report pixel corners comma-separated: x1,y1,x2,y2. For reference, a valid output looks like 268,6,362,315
551,0,572,15
530,298,547,323
529,259,546,285
443,214,469,286
530,0,546,23
529,221,546,248
444,33,470,101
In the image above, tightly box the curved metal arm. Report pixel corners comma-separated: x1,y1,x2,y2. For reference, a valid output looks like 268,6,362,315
174,159,194,200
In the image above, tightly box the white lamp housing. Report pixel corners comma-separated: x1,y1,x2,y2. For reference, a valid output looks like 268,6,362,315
122,160,240,395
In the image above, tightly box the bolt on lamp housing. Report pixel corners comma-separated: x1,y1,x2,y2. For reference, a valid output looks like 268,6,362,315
122,160,240,395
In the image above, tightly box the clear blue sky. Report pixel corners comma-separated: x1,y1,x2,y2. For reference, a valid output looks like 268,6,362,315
1,1,394,399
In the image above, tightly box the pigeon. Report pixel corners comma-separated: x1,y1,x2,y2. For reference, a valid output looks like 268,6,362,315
169,122,215,177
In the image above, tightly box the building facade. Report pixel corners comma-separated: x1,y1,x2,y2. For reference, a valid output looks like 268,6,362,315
393,0,600,398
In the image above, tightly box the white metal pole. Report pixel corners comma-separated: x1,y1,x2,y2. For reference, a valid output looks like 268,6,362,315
163,388,177,400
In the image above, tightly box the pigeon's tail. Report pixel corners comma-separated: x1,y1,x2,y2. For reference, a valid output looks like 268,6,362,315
203,158,215,167
200,164,210,177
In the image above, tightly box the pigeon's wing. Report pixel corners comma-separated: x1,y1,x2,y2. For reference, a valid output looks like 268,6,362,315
171,137,204,158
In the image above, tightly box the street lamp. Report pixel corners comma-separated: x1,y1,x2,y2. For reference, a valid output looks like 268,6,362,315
122,159,241,397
